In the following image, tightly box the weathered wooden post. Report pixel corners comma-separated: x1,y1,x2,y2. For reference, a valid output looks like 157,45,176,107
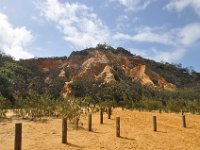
15,123,22,150
159,109,162,114
108,107,111,119
74,118,79,130
153,116,157,132
182,115,186,128
181,109,184,115
100,108,103,124
62,118,67,144
88,113,92,131
116,117,120,137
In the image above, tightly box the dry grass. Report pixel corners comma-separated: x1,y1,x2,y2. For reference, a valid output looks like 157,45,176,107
1,108,200,150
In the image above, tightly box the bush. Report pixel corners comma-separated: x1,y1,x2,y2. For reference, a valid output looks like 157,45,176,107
185,100,200,114
139,99,163,111
58,97,83,121
14,91,57,119
166,100,186,113
0,95,10,119
13,89,85,121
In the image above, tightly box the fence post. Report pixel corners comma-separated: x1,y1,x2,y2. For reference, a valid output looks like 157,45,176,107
182,115,186,128
108,107,111,119
62,118,67,144
181,110,184,115
116,117,120,137
153,116,157,132
75,118,79,130
100,108,103,124
14,123,22,150
88,113,92,131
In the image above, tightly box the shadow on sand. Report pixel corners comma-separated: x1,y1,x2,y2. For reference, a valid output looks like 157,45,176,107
67,142,83,148
156,130,167,133
119,136,136,141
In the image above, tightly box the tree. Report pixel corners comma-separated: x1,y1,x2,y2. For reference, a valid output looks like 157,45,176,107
58,97,83,121
0,94,10,119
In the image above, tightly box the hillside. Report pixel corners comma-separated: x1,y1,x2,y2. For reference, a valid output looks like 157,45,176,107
20,45,200,92
1,45,200,109
21,46,200,89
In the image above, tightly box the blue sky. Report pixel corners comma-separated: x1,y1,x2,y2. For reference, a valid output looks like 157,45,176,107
0,0,200,71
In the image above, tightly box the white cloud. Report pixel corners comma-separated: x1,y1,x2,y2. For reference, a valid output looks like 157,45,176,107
178,23,200,46
114,23,200,62
110,0,155,11
0,12,33,60
131,47,186,62
166,0,200,16
114,31,175,45
153,48,186,62
117,15,129,22
31,15,45,26
38,0,110,48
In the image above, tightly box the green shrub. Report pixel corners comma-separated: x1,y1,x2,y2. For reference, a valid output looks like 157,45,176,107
186,100,200,114
0,95,10,119
58,97,83,121
140,99,163,111
166,100,185,113
14,91,57,119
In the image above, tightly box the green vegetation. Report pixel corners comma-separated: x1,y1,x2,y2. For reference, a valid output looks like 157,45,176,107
145,59,200,88
0,94,10,119
13,91,84,120
1,48,200,120
70,79,200,114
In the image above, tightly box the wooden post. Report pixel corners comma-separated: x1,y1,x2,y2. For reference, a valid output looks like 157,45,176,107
14,123,22,150
159,109,162,114
153,116,157,132
74,118,79,129
100,108,103,124
182,115,186,128
181,110,184,115
116,117,120,137
62,118,67,144
108,107,111,119
88,113,92,131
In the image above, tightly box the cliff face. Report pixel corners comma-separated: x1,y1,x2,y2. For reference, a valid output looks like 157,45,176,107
61,48,175,96
24,48,176,96
96,65,117,83
130,64,154,85
130,64,175,89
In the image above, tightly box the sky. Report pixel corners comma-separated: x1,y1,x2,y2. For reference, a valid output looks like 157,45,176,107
0,0,200,71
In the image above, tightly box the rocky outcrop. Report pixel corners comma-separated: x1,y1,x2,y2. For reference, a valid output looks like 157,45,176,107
96,65,116,83
130,64,154,85
58,69,66,78
63,81,73,97
130,64,175,89
82,53,110,69
23,48,176,96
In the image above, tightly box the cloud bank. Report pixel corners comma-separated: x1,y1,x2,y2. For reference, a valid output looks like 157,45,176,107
37,0,200,63
109,0,155,11
38,0,110,48
0,12,33,60
114,23,200,62
166,0,200,16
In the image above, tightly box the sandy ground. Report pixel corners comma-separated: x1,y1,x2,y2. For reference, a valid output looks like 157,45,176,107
1,108,200,150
